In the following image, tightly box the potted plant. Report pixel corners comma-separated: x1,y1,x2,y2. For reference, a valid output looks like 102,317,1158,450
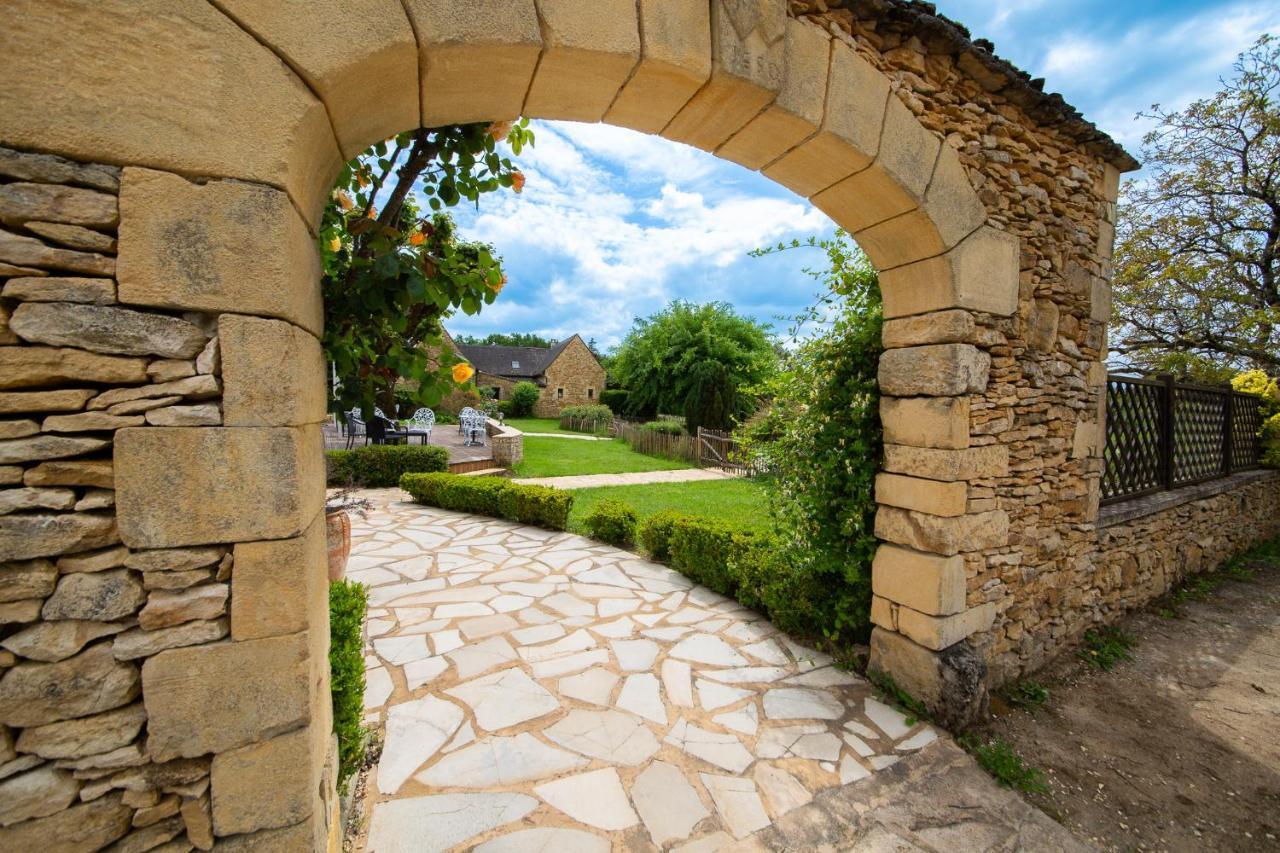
325,489,371,582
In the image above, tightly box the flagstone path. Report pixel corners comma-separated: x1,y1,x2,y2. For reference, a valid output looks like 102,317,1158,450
351,489,1080,852
510,468,736,489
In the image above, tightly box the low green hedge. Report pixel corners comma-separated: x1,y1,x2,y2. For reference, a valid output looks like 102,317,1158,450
559,404,613,432
400,473,574,530
329,579,368,790
640,420,684,435
582,499,637,547
327,444,449,487
637,510,683,561
599,389,629,413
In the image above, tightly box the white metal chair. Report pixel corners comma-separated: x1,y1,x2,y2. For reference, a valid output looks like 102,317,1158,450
458,407,477,434
408,408,435,444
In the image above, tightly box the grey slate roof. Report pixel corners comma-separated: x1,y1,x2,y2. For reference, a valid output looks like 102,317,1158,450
457,336,578,380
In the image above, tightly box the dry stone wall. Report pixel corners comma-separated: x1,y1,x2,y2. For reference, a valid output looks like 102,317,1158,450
0,146,333,850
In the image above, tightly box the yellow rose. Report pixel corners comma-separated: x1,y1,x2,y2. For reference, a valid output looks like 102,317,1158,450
327,236,341,252
452,362,475,384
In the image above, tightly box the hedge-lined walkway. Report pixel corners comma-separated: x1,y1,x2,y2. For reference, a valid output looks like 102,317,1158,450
348,489,1076,852
511,468,736,490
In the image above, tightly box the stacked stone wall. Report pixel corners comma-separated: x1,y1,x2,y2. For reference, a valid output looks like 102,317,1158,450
0,147,334,850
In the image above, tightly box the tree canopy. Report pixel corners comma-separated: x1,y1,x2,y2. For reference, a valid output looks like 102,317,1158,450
455,331,555,348
321,121,533,416
1113,35,1280,380
609,301,777,431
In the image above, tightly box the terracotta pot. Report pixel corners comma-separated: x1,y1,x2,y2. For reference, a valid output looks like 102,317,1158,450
326,510,351,582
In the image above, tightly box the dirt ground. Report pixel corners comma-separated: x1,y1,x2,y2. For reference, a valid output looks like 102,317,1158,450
982,558,1280,852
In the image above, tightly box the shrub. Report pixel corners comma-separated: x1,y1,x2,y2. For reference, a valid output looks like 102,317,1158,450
496,400,515,418
582,499,638,547
599,388,629,413
638,510,683,561
511,381,541,417
639,420,684,436
559,404,613,432
329,579,368,790
400,473,574,530
326,444,449,487
1263,412,1280,467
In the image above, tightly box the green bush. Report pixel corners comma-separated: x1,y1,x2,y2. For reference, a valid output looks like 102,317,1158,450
329,579,368,791
640,420,684,435
600,389,629,412
638,510,683,561
400,473,574,530
326,444,449,487
582,499,638,547
1263,412,1280,467
559,404,613,432
511,381,541,417
496,400,515,418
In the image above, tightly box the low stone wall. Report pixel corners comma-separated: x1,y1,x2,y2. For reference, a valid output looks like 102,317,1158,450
0,147,333,849
487,419,523,468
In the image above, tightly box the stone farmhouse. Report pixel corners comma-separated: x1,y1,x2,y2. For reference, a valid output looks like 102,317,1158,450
450,332,607,417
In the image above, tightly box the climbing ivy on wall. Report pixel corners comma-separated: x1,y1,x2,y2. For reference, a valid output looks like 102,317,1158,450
742,232,883,646
320,121,534,417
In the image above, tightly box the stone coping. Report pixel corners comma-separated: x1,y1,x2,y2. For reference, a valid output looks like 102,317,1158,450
1097,469,1279,528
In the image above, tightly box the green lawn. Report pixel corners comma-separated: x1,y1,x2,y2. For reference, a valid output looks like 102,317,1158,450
503,417,582,435
567,479,772,535
513,436,692,478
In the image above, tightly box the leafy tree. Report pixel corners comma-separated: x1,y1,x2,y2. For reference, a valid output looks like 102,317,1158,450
510,381,541,417
456,331,555,348
321,121,533,417
610,302,776,429
743,232,883,644
1113,35,1280,378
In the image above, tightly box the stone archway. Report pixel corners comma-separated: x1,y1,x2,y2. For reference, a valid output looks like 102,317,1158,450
0,0,1134,847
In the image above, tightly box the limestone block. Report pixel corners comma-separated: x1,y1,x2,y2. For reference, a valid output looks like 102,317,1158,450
0,346,147,390
115,426,324,549
762,41,890,196
605,0,711,134
138,584,228,630
867,628,986,730
147,360,196,383
145,404,221,427
0,600,41,624
665,0,787,151
525,0,640,122
0,303,16,345
181,793,214,851
0,643,139,727
57,546,128,574
1091,275,1112,323
24,459,114,488
117,170,322,337
87,374,220,411
233,514,326,642
42,569,146,622
220,315,327,427
143,632,312,760
872,597,997,651
112,617,229,660
142,568,214,591
211,726,321,837
882,309,977,349
871,545,966,617
874,507,1009,556
24,222,116,255
1025,298,1059,352
0,466,20,485
0,559,57,602
0,148,120,193
2,619,126,662
10,302,208,359
2,277,115,305
213,0,419,158
718,18,829,170
880,397,970,451
0,0,341,225
0,434,110,465
125,547,224,572
404,0,542,126
196,336,220,375
878,344,990,397
0,512,118,561
0,182,117,229
15,702,146,759
0,764,81,827
0,228,114,277
875,473,966,517
885,441,1003,484
41,412,145,433
213,819,320,852
1072,419,1103,460
880,226,1020,319
0,486,77,514
0,389,97,415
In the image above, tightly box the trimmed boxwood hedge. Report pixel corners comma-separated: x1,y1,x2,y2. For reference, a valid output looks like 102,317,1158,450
400,473,574,530
581,499,637,547
329,579,368,790
327,444,449,488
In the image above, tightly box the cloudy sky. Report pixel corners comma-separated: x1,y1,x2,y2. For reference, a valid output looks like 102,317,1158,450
445,0,1280,350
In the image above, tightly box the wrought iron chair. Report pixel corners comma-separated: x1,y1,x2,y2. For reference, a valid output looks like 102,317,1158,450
458,407,477,434
408,408,435,444
344,409,367,449
461,411,487,447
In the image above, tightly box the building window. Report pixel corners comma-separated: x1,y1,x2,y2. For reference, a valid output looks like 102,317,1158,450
557,388,564,400
511,360,520,369
587,388,594,399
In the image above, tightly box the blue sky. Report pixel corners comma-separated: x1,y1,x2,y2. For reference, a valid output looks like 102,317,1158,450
446,0,1280,350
